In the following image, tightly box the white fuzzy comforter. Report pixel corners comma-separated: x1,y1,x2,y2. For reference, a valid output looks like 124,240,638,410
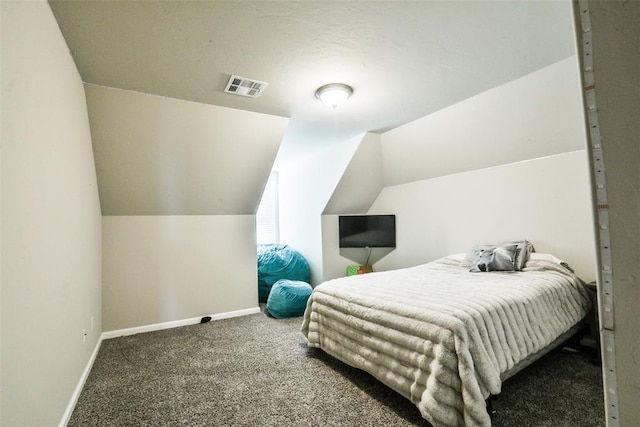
301,256,591,426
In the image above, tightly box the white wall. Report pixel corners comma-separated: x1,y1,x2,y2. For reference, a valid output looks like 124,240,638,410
1,2,102,425
278,134,362,285
102,216,258,332
86,85,289,332
321,56,595,282
372,55,596,280
370,151,596,281
322,152,596,282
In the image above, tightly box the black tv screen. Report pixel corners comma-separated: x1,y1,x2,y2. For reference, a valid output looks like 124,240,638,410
338,215,396,248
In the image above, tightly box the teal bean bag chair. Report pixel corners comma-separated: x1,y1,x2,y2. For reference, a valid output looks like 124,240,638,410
257,244,310,302
265,280,313,319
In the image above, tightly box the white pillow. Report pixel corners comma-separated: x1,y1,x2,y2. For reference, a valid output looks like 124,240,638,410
447,253,467,261
528,252,564,265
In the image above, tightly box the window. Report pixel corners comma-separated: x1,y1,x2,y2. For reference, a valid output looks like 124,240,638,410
256,172,279,244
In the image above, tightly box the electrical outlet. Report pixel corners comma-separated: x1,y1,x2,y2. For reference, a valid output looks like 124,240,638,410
82,329,87,344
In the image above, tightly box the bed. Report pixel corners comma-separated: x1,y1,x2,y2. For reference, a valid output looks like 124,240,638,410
301,247,591,427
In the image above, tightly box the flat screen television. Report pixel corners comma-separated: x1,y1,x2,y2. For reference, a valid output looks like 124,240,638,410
338,215,396,248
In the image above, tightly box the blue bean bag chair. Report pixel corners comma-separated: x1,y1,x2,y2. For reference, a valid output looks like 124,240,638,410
257,244,310,302
266,280,313,319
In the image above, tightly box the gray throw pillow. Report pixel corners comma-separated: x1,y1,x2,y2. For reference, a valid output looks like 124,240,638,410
510,240,535,270
469,244,518,272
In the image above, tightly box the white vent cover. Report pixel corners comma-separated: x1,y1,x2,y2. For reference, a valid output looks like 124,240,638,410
224,75,268,98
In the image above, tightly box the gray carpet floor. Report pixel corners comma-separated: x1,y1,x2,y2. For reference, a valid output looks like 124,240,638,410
69,311,605,426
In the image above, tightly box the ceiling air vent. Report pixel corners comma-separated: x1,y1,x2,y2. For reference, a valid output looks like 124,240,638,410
224,75,268,98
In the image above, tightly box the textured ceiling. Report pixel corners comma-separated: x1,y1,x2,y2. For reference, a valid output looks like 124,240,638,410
48,0,576,165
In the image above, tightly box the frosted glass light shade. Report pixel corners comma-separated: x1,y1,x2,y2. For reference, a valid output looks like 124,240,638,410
315,83,353,109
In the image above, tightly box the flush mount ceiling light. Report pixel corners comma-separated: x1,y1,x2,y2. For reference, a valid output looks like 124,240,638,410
315,83,353,109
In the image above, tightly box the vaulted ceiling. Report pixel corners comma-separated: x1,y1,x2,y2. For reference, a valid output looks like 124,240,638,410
48,1,577,165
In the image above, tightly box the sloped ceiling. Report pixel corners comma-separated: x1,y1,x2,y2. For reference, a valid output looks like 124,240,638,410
49,0,577,166
85,84,288,215
323,133,384,215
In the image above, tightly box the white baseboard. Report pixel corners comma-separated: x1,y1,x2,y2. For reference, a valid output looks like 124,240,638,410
101,306,262,340
59,336,103,427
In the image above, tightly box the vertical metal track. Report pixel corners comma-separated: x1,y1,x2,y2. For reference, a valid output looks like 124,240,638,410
576,1,619,424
